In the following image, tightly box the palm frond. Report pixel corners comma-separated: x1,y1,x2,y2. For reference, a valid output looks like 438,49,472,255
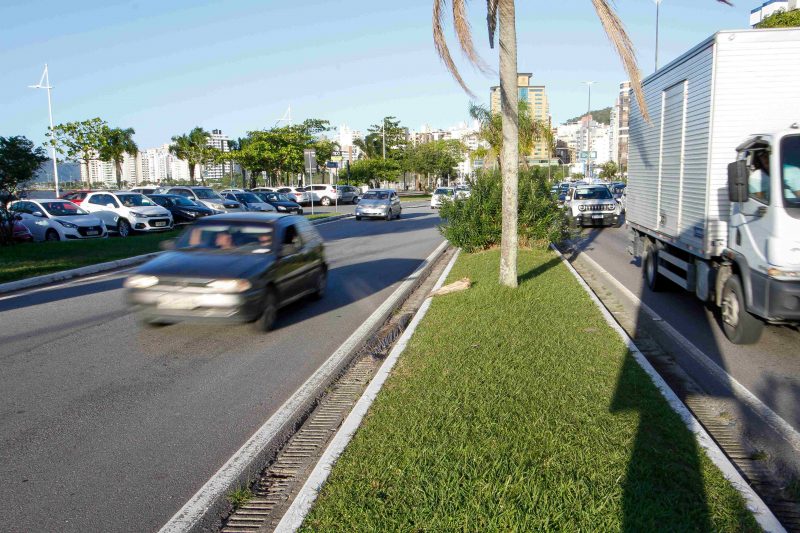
453,0,490,73
433,0,473,96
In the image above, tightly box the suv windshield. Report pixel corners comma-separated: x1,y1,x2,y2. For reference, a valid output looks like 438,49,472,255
362,191,389,200
41,201,87,216
434,188,454,195
194,188,223,200
175,223,274,253
781,134,800,208
235,192,262,203
574,187,612,200
117,194,156,207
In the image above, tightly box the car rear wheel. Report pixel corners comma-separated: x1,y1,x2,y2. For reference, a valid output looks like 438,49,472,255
45,229,60,242
396,209,402,219
352,196,359,204
117,219,131,238
355,215,361,221
721,275,764,344
320,196,331,206
257,289,278,332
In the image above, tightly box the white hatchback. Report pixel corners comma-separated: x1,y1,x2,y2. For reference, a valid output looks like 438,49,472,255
81,191,173,237
431,187,455,209
9,199,108,242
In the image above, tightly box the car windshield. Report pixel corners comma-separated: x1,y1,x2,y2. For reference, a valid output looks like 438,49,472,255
235,192,262,203
434,188,454,196
117,194,155,207
781,134,800,208
193,188,223,200
175,223,275,253
41,201,87,216
574,187,612,200
362,191,389,200
172,196,198,207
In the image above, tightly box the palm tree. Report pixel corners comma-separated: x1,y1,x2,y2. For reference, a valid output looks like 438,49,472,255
433,0,731,287
469,101,552,170
169,127,210,185
99,127,138,190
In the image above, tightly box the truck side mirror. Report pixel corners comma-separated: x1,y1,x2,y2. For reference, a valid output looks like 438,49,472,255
727,160,748,203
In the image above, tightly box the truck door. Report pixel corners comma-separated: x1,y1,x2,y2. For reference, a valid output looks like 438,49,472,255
729,147,771,268
657,81,687,237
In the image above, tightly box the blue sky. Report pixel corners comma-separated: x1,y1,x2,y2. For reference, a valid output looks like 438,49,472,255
1,0,754,149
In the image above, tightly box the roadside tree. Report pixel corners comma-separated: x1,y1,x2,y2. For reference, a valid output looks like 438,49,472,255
49,118,108,186
169,127,211,185
0,136,47,245
598,161,619,181
99,127,138,189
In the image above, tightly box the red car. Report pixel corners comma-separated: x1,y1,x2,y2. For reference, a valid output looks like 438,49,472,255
61,190,93,205
1,212,33,243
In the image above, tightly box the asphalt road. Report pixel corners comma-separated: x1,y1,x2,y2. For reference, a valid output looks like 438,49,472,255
571,224,800,435
0,206,443,532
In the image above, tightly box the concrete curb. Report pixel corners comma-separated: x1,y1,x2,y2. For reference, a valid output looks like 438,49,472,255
274,249,461,532
0,215,353,296
158,240,449,533
551,244,785,533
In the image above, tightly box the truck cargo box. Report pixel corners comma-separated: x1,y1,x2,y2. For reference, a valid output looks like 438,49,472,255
627,28,800,259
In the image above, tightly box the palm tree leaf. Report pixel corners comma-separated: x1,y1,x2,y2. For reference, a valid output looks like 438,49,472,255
453,0,491,73
433,0,474,96
590,0,649,121
486,0,498,48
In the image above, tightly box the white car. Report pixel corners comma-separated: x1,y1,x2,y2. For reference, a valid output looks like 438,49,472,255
9,199,108,242
303,184,340,206
81,191,173,237
455,185,472,199
431,187,455,209
277,187,311,205
222,191,276,212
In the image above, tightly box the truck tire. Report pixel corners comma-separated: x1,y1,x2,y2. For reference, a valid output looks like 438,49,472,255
644,247,665,292
720,275,764,344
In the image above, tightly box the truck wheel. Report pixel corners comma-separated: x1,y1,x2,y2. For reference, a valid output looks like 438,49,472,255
720,275,763,344
644,247,665,292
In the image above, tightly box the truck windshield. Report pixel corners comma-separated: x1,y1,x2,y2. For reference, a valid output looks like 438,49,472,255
782,134,800,208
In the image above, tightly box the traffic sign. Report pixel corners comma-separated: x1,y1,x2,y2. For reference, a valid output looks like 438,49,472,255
579,151,597,160
303,149,317,172
331,150,342,156
331,155,343,162
326,161,338,168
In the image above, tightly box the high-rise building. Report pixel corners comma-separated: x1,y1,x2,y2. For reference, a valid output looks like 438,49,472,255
490,73,553,165
611,81,631,170
338,125,363,163
204,129,230,182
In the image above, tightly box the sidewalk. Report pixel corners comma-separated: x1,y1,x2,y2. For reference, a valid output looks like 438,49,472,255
299,248,760,531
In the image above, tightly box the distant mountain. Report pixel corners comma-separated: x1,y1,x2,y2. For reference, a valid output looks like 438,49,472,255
565,107,612,125
33,160,81,183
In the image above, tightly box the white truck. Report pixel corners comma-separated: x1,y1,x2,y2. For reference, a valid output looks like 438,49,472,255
626,28,800,344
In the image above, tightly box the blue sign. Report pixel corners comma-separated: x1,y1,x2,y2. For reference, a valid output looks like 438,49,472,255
326,161,339,168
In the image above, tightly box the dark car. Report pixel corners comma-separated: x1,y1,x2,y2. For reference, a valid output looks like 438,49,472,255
1,211,33,242
251,191,304,214
148,194,214,224
124,213,327,331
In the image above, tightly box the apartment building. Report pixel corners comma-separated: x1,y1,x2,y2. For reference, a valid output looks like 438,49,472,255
490,73,554,165
610,80,631,169
204,129,230,181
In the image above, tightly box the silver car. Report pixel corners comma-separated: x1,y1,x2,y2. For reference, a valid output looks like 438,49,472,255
336,185,360,204
355,189,402,221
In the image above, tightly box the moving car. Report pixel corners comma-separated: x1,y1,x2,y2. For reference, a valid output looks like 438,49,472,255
9,199,107,241
60,190,93,206
355,189,402,220
1,211,34,242
567,184,621,227
277,187,310,205
336,185,360,204
221,191,276,212
252,191,303,214
164,186,242,213
81,191,173,237
124,213,327,331
430,187,455,209
149,194,214,224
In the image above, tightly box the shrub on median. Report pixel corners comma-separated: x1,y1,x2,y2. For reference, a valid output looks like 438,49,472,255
437,168,571,252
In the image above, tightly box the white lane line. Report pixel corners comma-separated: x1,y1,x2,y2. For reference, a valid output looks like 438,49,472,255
553,245,785,533
573,247,800,453
158,240,449,533
274,249,461,533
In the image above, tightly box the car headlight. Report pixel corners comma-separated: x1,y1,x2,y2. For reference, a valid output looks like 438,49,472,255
578,204,586,211
179,210,197,218
124,275,159,289
130,211,146,217
56,219,78,229
206,279,252,293
277,205,287,211
607,204,616,211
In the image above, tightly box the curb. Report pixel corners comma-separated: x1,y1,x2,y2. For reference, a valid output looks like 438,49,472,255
0,215,352,296
158,240,450,533
551,244,785,533
274,249,461,532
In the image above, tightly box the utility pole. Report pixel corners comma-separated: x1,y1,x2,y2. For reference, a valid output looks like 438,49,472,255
584,81,595,181
655,0,663,72
28,64,60,197
381,118,386,160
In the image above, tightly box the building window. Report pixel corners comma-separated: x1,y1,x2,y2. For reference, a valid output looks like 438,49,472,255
518,88,529,102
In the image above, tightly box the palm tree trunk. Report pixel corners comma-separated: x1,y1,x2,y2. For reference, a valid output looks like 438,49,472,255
498,0,519,287
188,163,195,186
115,159,123,190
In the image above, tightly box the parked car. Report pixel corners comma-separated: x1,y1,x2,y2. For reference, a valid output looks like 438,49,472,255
336,185,360,204
220,188,247,195
1,211,33,242
81,191,173,237
164,186,242,213
149,194,214,223
566,184,621,227
124,213,327,331
130,187,158,195
276,187,310,205
251,191,303,214
430,187,455,209
304,184,339,206
222,191,276,212
454,185,472,199
60,190,93,206
251,187,278,193
355,189,402,220
9,199,108,241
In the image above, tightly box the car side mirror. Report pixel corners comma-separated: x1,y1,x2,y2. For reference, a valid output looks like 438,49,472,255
159,239,176,251
727,160,748,203
32,211,44,218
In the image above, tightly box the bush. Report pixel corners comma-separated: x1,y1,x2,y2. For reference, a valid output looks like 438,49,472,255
438,169,571,252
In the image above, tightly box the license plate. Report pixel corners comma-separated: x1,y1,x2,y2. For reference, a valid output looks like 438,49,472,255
154,221,167,227
158,295,198,310
86,230,99,236
592,214,604,219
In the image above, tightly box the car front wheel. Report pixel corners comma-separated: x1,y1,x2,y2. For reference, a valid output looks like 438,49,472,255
45,229,60,242
117,219,131,238
257,289,278,332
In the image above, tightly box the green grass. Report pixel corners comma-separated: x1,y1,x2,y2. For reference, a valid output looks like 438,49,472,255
227,487,253,511
301,248,759,532
305,213,337,221
400,194,431,202
0,230,180,283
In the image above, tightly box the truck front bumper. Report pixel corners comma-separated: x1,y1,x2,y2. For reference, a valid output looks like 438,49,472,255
751,271,800,321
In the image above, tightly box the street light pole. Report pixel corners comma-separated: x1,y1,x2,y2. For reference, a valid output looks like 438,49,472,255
584,81,595,181
28,64,60,197
381,118,386,160
655,0,663,72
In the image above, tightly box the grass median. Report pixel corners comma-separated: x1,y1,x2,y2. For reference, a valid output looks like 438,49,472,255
0,230,180,283
302,248,759,532
400,194,431,203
